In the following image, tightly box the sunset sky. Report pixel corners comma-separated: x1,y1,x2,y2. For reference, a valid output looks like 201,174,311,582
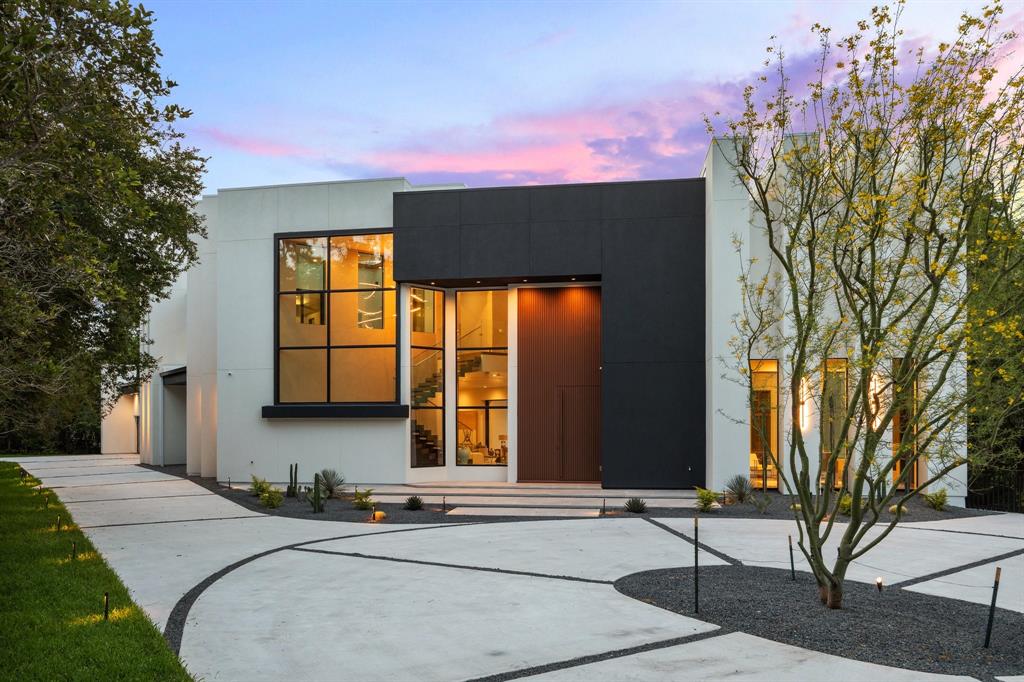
146,0,1022,192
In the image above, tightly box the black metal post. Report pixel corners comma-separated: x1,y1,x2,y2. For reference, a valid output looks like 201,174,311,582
72,541,77,561
788,535,796,580
694,516,699,614
984,566,1002,648
442,495,446,512
56,515,61,532
103,592,109,621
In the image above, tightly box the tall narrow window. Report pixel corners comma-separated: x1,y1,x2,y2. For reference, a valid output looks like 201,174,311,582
750,359,779,490
456,290,508,466
821,358,848,489
892,357,918,489
276,232,397,404
411,288,444,467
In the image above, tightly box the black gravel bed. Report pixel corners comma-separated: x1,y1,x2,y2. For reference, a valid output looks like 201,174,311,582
619,493,997,522
139,464,996,524
615,564,1023,680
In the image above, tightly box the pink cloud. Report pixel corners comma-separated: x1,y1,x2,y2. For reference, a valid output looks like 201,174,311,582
197,16,1022,189
196,126,318,159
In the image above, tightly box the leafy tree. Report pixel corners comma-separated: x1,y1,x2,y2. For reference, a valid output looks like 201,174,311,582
0,0,205,449
708,2,1022,607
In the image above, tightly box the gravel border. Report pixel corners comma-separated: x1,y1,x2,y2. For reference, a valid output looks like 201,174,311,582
615,564,1024,680
140,464,997,524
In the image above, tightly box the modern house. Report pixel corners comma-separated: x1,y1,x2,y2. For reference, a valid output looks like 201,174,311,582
101,141,968,504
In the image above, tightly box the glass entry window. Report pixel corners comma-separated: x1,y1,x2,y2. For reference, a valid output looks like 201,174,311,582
892,357,918,489
456,290,508,466
276,233,396,403
411,288,444,467
749,359,779,490
821,358,849,488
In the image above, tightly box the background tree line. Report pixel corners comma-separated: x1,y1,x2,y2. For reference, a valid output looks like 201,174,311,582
0,0,205,452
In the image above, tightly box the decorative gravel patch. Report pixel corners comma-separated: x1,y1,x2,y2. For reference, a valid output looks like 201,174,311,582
141,464,995,524
615,564,1023,680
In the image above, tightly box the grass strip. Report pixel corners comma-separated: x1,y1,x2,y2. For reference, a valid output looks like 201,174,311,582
0,461,192,680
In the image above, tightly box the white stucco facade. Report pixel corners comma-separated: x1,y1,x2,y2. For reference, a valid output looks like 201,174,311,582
101,145,968,503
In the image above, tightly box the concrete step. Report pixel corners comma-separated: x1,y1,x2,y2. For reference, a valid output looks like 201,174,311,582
372,493,695,509
445,506,601,517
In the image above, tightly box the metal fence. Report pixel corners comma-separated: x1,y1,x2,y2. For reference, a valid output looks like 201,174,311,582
967,469,1024,513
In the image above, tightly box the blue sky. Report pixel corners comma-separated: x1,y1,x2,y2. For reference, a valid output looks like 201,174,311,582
145,0,1021,191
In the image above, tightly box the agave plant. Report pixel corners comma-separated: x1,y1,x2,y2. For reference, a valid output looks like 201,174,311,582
319,469,345,498
724,474,752,504
404,495,423,510
623,497,648,514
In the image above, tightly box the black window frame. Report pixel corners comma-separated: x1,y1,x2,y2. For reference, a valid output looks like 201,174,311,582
274,228,399,405
455,289,509,467
410,286,446,468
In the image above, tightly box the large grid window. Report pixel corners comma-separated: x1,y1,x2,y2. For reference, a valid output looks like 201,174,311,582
749,359,779,491
456,290,508,466
411,287,445,467
821,358,849,489
276,232,397,404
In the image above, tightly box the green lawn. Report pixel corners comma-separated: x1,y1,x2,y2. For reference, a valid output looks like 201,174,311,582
0,461,192,680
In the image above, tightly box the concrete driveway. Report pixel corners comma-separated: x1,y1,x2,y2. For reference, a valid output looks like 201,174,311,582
7,454,1022,682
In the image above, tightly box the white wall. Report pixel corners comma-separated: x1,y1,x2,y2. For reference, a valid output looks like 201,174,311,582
214,179,414,486
137,271,188,466
100,393,137,454
703,141,751,491
187,195,219,476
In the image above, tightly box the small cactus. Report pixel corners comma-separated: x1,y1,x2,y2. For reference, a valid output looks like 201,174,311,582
286,463,298,498
308,473,324,513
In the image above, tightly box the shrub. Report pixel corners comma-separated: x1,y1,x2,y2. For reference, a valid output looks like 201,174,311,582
260,488,283,509
249,475,271,497
404,495,423,510
694,487,719,513
838,493,853,516
750,493,773,514
923,488,948,511
319,468,345,498
888,503,909,516
353,487,375,510
724,474,753,503
624,497,648,513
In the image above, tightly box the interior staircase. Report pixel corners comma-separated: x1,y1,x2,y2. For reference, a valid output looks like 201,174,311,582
410,351,487,467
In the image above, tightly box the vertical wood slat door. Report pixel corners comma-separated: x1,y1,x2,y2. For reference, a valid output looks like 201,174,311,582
518,286,601,482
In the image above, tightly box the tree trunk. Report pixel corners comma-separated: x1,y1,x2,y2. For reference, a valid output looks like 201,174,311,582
817,580,844,608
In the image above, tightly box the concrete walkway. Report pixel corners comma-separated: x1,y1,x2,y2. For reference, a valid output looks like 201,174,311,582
6,454,1022,681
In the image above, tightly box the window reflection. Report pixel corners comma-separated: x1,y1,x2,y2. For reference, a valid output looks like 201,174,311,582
457,290,508,466
749,359,779,490
276,232,396,404
821,359,848,488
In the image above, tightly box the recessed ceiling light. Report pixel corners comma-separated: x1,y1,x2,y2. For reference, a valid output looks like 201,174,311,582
476,280,481,284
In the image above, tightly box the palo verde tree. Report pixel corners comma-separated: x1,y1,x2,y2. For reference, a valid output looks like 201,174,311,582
0,1,205,448
708,2,1022,607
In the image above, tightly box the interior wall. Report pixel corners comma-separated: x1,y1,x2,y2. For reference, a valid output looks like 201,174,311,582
163,385,187,465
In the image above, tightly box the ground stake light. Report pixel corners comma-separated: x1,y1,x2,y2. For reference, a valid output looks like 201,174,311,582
788,535,796,581
875,577,884,593
984,566,1002,648
693,516,699,614
103,592,109,621
72,541,77,561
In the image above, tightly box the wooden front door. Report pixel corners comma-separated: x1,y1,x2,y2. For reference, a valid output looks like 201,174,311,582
517,287,601,482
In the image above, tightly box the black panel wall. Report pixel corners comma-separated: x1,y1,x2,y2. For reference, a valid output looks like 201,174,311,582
393,179,705,489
